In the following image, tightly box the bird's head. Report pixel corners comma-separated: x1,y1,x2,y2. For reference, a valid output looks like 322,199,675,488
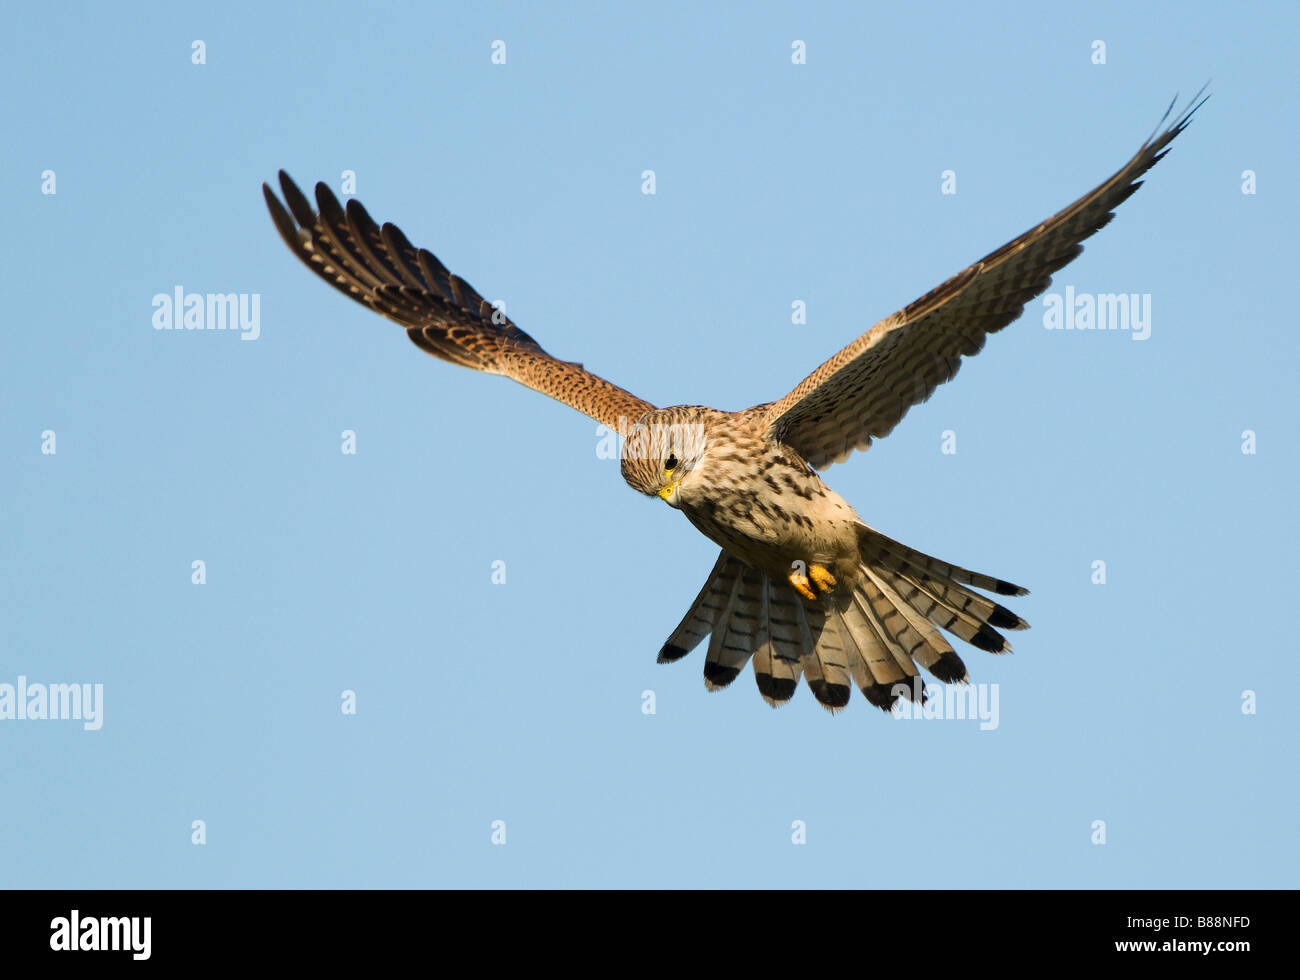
619,408,711,509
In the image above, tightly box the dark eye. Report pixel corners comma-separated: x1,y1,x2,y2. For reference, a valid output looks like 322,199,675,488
665,452,678,471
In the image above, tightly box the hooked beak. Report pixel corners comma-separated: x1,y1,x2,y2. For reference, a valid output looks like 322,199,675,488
657,482,681,508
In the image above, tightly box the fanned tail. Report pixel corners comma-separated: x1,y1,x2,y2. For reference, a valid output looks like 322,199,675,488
656,530,1029,713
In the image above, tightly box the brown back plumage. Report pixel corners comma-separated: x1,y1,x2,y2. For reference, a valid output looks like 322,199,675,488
263,172,656,430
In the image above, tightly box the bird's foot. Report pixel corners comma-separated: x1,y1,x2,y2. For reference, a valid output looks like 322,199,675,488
810,564,837,593
789,563,837,601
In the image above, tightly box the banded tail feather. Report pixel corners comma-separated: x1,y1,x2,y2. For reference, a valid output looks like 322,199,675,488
656,526,1028,713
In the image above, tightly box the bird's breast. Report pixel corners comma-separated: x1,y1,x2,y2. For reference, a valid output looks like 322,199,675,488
680,446,862,576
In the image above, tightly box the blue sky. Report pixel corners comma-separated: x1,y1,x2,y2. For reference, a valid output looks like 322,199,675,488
2,1,1295,888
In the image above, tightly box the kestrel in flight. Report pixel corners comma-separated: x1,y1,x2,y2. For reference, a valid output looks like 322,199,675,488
264,92,1204,713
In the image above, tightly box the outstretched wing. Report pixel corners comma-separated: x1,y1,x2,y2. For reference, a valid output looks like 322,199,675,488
263,171,656,429
756,89,1208,469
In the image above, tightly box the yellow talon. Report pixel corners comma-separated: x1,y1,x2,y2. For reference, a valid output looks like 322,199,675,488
810,564,837,594
788,568,817,601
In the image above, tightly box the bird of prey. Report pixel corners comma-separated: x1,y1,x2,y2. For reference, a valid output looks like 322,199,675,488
263,91,1204,713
